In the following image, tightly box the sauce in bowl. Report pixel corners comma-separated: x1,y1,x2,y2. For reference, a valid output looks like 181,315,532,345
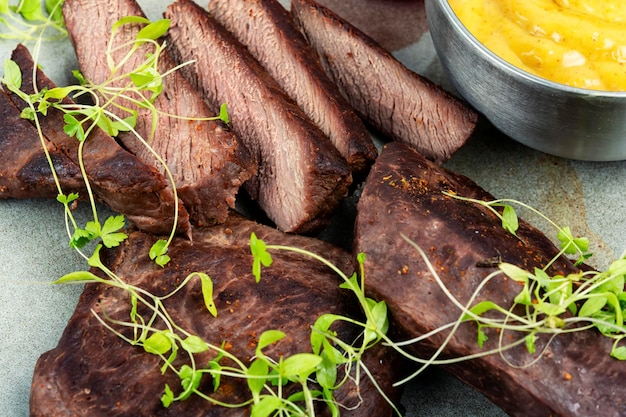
448,0,626,91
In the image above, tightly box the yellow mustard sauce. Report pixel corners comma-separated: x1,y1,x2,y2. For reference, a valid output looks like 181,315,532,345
447,0,626,91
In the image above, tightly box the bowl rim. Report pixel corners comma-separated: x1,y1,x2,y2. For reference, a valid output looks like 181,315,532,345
434,0,626,98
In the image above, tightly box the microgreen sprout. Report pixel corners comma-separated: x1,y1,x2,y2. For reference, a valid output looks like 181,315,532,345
0,0,67,41
399,194,625,368
1,16,231,266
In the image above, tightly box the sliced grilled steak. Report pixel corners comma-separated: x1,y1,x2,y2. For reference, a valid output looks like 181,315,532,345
354,142,626,417
62,0,256,227
291,0,478,163
7,44,190,237
209,0,377,174
164,0,352,233
0,89,84,199
30,214,403,417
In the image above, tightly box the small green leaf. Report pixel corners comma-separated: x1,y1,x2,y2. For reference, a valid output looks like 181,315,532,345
339,272,360,292
63,113,85,141
87,244,104,269
52,270,102,284
3,59,22,90
250,396,283,417
462,301,501,320
545,315,565,329
247,358,269,398
208,347,225,391
161,384,174,408
250,233,272,282
149,239,170,267
199,273,218,317
72,69,87,85
611,345,626,360
112,15,151,32
514,284,533,306
43,86,75,101
365,299,388,344
136,19,170,42
579,296,608,317
20,106,35,120
0,0,9,14
181,335,208,354
14,0,45,21
69,227,94,249
476,325,488,348
316,348,338,389
179,364,202,400
143,331,172,355
280,353,322,380
501,204,519,235
499,263,530,283
100,215,127,248
534,302,566,317
558,227,589,255
56,192,79,205
311,314,341,354
257,330,285,356
218,103,229,124
45,0,64,22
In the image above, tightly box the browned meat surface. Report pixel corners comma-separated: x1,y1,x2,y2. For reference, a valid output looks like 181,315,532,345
7,44,191,237
0,89,84,199
209,0,377,175
62,0,256,227
354,142,626,417
30,214,404,416
164,0,352,233
291,0,478,163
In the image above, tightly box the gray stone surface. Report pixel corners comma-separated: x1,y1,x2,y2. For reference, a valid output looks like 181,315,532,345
1,1,624,416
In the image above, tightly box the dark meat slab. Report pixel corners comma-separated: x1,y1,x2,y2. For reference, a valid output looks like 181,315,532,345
291,0,478,163
0,89,83,199
7,44,190,237
163,0,352,234
30,214,403,416
62,0,256,227
209,0,377,174
354,142,626,417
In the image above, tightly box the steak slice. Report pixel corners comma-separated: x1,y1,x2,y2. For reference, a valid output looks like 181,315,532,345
291,0,478,163
354,142,626,417
30,214,403,416
0,88,84,199
209,0,377,175
164,0,352,234
62,0,256,227
7,44,191,237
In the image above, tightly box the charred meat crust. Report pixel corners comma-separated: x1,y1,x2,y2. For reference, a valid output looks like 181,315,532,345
62,0,256,228
7,44,191,237
30,215,403,417
209,0,377,174
0,89,84,199
164,0,352,234
354,142,626,417
291,0,478,164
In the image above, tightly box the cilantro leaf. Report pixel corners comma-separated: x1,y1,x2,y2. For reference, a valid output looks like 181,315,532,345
100,215,127,248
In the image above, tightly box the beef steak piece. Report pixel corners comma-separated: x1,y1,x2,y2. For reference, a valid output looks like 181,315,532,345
209,0,377,175
30,215,403,416
291,0,478,163
164,0,352,234
62,0,256,227
7,44,191,237
0,88,84,199
354,141,626,417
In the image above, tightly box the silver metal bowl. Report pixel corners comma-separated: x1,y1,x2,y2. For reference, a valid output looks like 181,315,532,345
425,0,626,161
